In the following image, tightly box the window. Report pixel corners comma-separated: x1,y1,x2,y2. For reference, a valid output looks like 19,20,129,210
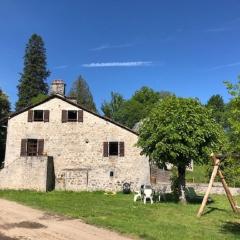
20,139,44,156
109,142,119,156
62,110,83,122
110,171,114,177
34,110,44,121
28,110,49,122
27,139,38,156
67,110,77,122
103,141,125,157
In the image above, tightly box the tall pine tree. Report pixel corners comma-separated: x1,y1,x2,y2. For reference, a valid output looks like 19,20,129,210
16,34,50,110
69,75,97,112
0,88,10,166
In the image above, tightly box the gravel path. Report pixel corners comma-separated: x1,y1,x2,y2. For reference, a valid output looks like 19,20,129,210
0,199,132,240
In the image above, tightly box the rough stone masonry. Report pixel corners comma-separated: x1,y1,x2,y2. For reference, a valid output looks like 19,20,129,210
0,80,150,191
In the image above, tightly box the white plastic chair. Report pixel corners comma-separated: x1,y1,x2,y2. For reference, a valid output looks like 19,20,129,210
133,191,142,202
143,188,153,204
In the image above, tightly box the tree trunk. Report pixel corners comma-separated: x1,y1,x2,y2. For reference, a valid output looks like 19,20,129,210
178,166,186,203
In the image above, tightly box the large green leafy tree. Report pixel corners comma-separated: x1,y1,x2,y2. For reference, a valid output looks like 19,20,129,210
69,75,97,112
137,97,224,202
0,89,10,166
16,34,50,110
101,92,125,119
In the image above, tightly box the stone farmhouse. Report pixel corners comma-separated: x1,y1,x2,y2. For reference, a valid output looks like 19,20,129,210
0,80,150,191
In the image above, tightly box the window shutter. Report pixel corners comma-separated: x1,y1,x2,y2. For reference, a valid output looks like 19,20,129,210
20,139,27,156
119,142,125,157
103,142,109,157
38,139,44,156
44,110,49,122
78,110,83,122
28,110,33,122
62,110,67,123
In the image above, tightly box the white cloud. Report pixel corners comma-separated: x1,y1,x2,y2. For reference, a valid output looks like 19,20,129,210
90,43,133,51
82,61,153,68
210,62,240,70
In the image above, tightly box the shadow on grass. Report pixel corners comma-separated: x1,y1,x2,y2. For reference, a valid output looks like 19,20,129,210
154,193,179,203
221,221,240,236
202,207,229,216
139,233,157,240
157,193,214,205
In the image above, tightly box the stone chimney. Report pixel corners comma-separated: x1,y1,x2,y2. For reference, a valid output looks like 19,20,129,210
50,79,66,96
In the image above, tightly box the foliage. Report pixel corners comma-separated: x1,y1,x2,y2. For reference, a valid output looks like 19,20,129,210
0,190,240,240
102,87,174,128
16,34,50,110
137,96,225,202
101,92,125,119
0,89,10,120
30,93,48,105
224,78,240,151
117,87,174,128
206,94,226,127
114,99,144,128
69,75,97,112
185,164,210,183
220,156,240,187
0,89,10,165
221,77,240,186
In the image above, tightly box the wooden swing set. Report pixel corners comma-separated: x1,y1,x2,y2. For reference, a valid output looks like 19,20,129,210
197,153,240,217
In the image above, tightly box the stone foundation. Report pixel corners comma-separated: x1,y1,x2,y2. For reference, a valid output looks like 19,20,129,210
0,156,53,191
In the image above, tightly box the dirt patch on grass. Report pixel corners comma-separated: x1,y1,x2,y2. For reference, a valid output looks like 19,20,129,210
39,212,72,221
0,221,46,230
0,232,19,240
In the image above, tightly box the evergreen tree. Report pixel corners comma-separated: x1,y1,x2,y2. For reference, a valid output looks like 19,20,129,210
0,89,10,120
69,75,97,112
0,88,10,166
206,94,225,126
101,92,125,119
16,34,50,110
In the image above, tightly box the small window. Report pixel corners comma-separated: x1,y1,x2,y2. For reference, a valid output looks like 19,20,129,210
110,171,114,177
34,110,44,121
109,142,119,156
27,139,38,156
68,110,77,122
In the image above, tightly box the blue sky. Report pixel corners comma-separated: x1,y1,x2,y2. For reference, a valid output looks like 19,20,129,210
1,0,240,110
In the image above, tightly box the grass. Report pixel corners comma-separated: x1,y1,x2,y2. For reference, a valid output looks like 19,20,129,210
186,164,209,183
0,190,239,240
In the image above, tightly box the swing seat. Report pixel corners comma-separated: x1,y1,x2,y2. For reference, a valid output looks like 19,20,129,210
185,187,213,203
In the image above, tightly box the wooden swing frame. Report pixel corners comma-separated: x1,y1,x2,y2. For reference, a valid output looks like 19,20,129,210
197,153,240,217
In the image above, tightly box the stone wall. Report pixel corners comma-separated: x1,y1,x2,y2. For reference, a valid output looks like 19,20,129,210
3,96,150,191
150,166,171,184
187,183,240,196
0,156,50,191
152,182,240,196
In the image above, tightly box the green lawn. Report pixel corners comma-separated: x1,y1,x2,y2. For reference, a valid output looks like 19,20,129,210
0,190,239,240
186,164,209,183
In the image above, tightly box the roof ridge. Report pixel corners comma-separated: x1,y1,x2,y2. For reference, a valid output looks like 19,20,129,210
0,94,138,136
